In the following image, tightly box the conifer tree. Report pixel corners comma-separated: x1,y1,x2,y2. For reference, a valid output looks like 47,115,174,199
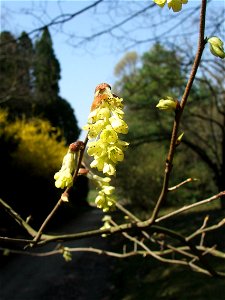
33,27,80,143
17,31,34,100
0,31,18,103
33,27,60,103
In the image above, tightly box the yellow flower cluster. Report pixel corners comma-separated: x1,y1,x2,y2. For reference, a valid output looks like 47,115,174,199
91,174,117,212
153,0,188,12
83,83,129,176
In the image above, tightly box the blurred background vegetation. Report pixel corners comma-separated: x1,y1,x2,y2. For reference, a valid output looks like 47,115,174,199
113,43,224,213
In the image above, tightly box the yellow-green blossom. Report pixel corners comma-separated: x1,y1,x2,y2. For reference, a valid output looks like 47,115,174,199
95,192,116,212
156,96,179,111
95,176,117,211
83,83,129,176
54,170,73,189
62,247,72,262
100,215,112,236
208,37,225,59
54,149,76,189
87,173,117,212
154,0,188,12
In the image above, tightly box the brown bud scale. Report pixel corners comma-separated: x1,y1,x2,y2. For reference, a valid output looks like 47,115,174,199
69,141,85,152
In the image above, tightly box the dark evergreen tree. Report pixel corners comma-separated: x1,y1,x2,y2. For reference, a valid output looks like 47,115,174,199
39,97,80,144
33,27,60,103
33,27,80,142
17,31,34,100
0,31,34,117
0,31,18,103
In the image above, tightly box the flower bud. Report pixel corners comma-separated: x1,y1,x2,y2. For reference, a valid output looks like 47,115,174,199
156,97,179,111
176,132,184,146
208,37,225,59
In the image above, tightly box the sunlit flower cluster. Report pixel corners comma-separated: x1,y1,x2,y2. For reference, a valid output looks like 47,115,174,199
153,0,188,12
83,83,129,176
54,149,77,189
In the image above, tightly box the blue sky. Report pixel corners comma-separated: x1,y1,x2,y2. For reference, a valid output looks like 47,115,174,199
1,0,224,140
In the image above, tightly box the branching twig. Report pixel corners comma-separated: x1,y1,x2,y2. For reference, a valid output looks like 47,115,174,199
155,191,225,223
168,178,198,191
144,0,207,224
32,135,88,245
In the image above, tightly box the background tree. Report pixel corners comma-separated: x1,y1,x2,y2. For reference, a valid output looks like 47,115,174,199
0,31,18,103
0,31,34,116
33,27,60,103
33,27,80,143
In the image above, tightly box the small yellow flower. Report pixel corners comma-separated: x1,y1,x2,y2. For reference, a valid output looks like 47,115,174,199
109,117,128,134
95,193,116,212
100,125,118,143
154,0,188,12
103,161,116,176
153,0,166,8
107,145,124,163
208,37,225,59
54,170,73,189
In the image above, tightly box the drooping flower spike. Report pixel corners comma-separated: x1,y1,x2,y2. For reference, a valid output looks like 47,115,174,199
87,173,117,212
83,83,129,177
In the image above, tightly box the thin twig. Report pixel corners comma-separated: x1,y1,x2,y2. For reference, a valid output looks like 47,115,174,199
155,191,225,223
168,178,198,191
